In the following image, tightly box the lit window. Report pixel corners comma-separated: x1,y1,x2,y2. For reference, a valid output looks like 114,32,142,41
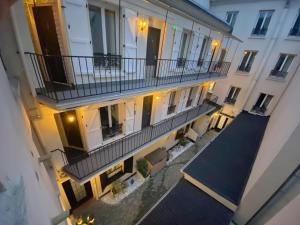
270,54,294,78
226,11,239,27
238,50,257,72
252,10,274,35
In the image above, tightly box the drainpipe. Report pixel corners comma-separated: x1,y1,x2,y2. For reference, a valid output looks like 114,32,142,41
241,0,290,113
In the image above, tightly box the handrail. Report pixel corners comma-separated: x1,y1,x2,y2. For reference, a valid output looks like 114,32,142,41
24,52,231,103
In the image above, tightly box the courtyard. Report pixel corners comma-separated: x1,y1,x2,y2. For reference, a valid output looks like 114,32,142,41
72,130,218,225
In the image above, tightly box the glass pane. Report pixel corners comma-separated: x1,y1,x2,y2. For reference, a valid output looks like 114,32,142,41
105,9,116,54
169,91,176,106
261,11,273,34
100,106,109,129
231,12,238,27
254,11,265,31
255,93,266,108
240,51,250,70
245,52,256,72
179,32,188,58
274,54,286,71
227,87,235,99
233,88,240,100
293,12,300,30
282,55,294,72
111,104,119,127
226,12,232,23
198,38,207,61
89,7,104,56
263,95,273,108
218,49,226,63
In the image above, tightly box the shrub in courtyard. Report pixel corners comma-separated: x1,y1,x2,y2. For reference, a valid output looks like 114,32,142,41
136,158,149,178
111,180,127,195
179,138,188,146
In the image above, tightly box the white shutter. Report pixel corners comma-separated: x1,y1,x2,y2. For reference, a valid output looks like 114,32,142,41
63,0,93,75
125,100,135,135
161,93,170,119
178,89,189,112
123,8,137,73
187,32,200,70
170,27,183,71
193,87,201,107
82,109,102,150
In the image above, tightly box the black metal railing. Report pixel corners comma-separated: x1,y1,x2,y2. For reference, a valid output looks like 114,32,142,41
25,52,231,103
224,97,236,105
61,99,217,180
270,70,287,78
102,124,123,141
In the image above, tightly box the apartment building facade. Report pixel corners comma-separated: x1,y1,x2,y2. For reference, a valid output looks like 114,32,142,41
210,0,300,129
0,0,240,214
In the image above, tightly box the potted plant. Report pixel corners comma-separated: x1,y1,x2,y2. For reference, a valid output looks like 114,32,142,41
136,158,149,178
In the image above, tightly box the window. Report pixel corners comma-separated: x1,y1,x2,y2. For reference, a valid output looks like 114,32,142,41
238,50,257,72
252,93,273,114
252,10,274,35
197,36,210,66
186,87,198,107
99,104,122,140
167,91,177,115
289,10,300,36
270,54,294,78
89,6,119,68
226,11,238,27
216,48,227,67
225,86,241,105
177,30,190,67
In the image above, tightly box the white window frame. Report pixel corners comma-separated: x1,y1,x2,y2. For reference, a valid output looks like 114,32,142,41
88,2,120,55
276,54,294,72
252,10,274,35
252,93,273,114
227,86,240,101
238,50,257,72
226,11,238,27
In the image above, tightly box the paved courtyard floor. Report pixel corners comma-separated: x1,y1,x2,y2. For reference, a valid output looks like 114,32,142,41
72,130,218,225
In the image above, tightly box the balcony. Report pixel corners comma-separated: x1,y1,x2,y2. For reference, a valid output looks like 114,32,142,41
25,52,230,107
60,99,218,182
167,105,176,115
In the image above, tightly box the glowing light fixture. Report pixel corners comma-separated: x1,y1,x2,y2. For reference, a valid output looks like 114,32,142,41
139,20,147,31
156,96,160,100
212,40,219,48
67,115,75,123
172,24,177,30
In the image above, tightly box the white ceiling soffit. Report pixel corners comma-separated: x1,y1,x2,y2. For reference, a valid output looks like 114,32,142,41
148,0,242,42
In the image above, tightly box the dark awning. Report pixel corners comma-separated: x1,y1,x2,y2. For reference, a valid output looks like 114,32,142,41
183,111,269,206
138,179,233,225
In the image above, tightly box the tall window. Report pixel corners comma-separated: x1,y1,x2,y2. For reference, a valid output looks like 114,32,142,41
238,50,257,72
226,11,238,27
177,30,189,67
252,10,274,35
197,36,210,66
225,86,240,105
252,93,273,114
289,10,300,36
99,104,122,140
186,87,198,107
89,6,117,67
167,91,177,115
217,48,227,66
270,54,294,78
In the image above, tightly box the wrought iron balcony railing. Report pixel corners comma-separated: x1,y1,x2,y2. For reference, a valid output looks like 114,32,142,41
25,52,230,103
60,99,217,181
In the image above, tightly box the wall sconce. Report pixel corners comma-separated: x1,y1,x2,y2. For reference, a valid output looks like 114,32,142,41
67,115,75,123
156,96,160,100
139,20,147,31
212,40,219,48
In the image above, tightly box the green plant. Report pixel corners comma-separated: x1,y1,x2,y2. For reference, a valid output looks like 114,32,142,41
111,180,127,195
136,158,149,178
179,138,188,146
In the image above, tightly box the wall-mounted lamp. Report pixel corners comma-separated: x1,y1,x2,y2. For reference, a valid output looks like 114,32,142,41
139,20,147,31
67,115,75,123
156,96,160,100
212,40,219,48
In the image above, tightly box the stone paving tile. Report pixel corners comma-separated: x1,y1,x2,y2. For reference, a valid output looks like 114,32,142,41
72,130,218,225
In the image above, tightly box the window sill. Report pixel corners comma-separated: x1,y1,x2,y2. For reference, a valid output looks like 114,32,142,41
235,71,251,76
266,76,286,82
224,101,236,106
248,35,266,40
285,36,300,41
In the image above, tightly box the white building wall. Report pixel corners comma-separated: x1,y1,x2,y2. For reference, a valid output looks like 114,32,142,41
0,60,65,225
211,0,300,117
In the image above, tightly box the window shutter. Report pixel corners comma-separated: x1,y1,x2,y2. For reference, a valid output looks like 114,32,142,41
125,99,135,134
170,27,183,71
187,31,201,69
63,0,93,75
123,8,137,73
82,109,102,150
